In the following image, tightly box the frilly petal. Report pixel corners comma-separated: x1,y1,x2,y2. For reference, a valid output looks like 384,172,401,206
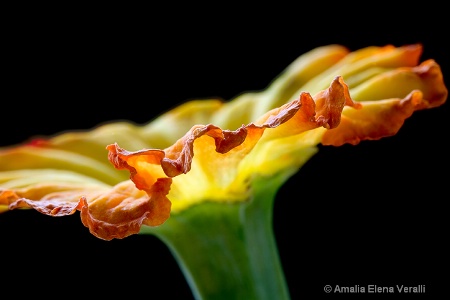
107,76,357,212
322,59,448,146
6,191,84,215
140,45,351,143
322,90,426,146
80,179,171,240
0,178,171,240
350,59,447,108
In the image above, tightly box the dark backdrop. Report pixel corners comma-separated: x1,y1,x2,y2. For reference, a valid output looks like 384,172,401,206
2,10,448,299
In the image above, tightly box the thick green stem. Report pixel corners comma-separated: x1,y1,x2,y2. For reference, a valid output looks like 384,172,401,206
141,174,292,300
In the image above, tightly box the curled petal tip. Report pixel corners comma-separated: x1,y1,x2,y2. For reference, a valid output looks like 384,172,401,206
6,194,83,216
80,179,172,241
314,76,362,129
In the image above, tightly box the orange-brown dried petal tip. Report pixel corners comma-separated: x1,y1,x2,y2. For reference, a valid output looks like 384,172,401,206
80,178,172,241
322,90,429,146
412,59,448,109
1,188,84,216
314,76,362,129
9,198,84,216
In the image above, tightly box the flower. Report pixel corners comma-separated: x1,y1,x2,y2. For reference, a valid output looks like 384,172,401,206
0,44,447,299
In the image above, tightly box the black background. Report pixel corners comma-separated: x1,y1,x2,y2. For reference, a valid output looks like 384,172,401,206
2,8,448,299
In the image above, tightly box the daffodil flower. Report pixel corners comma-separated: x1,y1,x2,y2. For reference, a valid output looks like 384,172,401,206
0,44,447,299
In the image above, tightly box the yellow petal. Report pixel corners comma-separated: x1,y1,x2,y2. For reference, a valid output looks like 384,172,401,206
350,59,447,108
300,44,423,94
322,60,447,146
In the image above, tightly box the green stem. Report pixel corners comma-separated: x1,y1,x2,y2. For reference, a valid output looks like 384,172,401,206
141,174,292,300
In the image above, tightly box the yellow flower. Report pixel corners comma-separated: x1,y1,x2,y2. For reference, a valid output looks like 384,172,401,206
0,43,447,242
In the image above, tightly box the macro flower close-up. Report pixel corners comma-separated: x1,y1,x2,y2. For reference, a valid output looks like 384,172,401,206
1,40,447,299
